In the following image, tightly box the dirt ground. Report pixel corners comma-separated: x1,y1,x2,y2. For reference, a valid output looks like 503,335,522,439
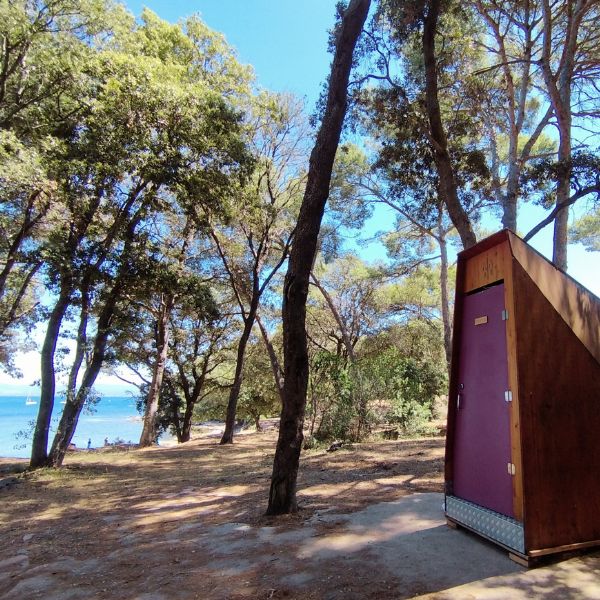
1,429,599,600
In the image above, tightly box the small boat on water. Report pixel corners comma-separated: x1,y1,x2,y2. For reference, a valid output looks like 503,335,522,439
25,396,37,405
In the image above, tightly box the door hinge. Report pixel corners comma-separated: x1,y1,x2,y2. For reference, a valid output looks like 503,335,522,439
502,309,509,320
507,462,516,476
504,390,513,402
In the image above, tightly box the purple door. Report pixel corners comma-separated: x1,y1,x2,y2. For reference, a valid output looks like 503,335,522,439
453,283,514,517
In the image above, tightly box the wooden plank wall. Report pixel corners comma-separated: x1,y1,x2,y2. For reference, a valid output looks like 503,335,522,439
513,261,600,552
463,241,508,292
509,233,600,365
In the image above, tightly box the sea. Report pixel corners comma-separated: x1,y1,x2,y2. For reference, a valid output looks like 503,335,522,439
0,396,144,459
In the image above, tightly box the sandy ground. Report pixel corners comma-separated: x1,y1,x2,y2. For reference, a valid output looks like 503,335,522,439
1,430,599,599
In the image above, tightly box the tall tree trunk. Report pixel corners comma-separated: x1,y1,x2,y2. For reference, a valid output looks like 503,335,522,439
64,281,91,404
29,185,140,468
179,372,208,443
422,0,476,250
502,190,518,232
552,136,571,270
172,331,214,444
256,313,284,403
48,206,145,466
438,224,452,372
266,0,370,515
541,0,582,270
180,402,195,443
220,300,258,444
141,220,195,445
475,0,531,232
501,69,520,232
140,294,174,447
30,279,72,468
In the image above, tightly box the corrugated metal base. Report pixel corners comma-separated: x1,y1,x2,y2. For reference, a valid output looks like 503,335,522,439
446,495,525,554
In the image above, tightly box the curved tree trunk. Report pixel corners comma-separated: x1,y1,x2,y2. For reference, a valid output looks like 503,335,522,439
219,306,257,444
422,0,476,250
49,207,144,466
49,282,122,467
180,403,195,443
256,313,284,403
140,294,174,447
29,185,141,468
266,0,371,516
310,272,356,361
438,225,452,372
30,281,72,468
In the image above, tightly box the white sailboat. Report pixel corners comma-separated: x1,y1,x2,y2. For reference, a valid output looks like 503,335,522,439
25,395,37,405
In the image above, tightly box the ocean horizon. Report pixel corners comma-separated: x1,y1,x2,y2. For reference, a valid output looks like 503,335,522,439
0,395,145,459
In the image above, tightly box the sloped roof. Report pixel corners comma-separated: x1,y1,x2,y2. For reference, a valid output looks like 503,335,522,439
507,230,600,366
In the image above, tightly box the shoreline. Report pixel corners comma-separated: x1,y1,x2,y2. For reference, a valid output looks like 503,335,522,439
0,436,183,462
0,395,145,459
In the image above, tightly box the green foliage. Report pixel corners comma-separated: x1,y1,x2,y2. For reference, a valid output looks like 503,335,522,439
570,209,600,253
357,341,446,434
307,324,447,443
0,0,126,366
236,341,281,429
522,152,600,210
328,144,374,227
309,351,356,442
308,254,383,358
188,333,282,431
353,1,491,229
383,354,444,434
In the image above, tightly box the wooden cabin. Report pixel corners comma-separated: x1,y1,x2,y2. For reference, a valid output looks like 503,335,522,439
444,229,600,566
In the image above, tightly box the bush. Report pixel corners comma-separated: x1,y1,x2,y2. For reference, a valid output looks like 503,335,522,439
309,351,356,442
307,344,446,443
383,355,446,434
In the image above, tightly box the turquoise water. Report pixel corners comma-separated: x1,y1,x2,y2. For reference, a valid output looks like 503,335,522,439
0,396,143,458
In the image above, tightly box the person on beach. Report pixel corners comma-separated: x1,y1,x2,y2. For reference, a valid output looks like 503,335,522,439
87,438,91,449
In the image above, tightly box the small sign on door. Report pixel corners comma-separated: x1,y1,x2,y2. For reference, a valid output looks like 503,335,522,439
474,316,488,326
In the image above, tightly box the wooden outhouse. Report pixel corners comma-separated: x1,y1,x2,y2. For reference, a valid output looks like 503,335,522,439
444,229,600,565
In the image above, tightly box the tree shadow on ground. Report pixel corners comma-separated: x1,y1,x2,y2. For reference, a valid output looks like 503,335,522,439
1,432,598,599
